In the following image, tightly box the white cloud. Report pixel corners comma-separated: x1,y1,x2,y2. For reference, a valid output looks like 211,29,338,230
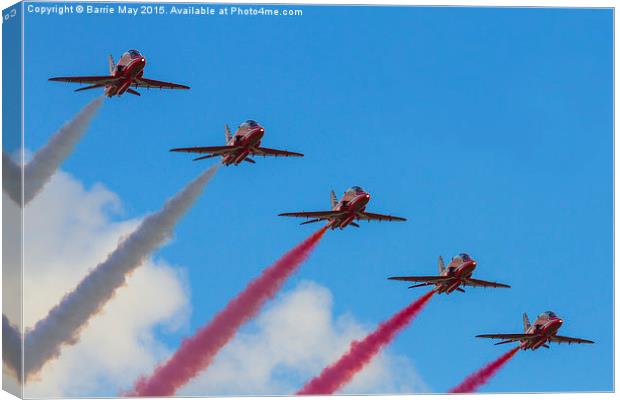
178,281,430,396
2,170,191,397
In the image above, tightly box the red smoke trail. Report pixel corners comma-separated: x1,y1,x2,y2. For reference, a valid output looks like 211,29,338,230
129,226,328,396
449,346,520,393
297,290,435,395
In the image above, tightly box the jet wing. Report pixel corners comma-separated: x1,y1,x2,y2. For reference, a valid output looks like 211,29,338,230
170,146,236,155
134,77,190,90
549,335,594,345
356,212,407,222
278,211,346,219
49,76,119,85
253,147,304,158
476,333,536,341
463,278,511,289
75,84,107,92
388,275,451,283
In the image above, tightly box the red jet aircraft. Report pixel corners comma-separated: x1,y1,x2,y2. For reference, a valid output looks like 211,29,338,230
170,120,304,166
477,311,594,350
49,49,190,97
279,186,406,230
388,253,510,294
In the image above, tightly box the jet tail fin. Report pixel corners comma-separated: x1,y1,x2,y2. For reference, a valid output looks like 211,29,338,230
523,312,531,332
224,124,232,143
108,55,115,75
330,190,338,209
438,256,446,274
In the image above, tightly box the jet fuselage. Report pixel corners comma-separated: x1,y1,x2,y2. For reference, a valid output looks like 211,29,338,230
105,52,146,97
436,258,477,294
222,125,265,165
328,190,371,229
521,316,563,350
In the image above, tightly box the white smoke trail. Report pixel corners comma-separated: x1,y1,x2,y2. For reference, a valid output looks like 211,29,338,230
5,97,104,205
3,315,22,379
3,151,22,205
23,164,220,379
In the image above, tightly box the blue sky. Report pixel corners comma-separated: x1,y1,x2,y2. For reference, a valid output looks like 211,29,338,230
22,4,612,394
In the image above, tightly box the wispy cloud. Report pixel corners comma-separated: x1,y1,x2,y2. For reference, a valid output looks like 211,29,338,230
3,170,193,396
21,165,218,379
3,315,21,379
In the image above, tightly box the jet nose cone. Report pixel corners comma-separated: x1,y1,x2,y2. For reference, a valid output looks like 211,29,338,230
250,127,264,140
461,260,476,273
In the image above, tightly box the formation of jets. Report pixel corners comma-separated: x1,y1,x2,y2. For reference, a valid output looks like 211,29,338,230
389,255,593,349
48,50,595,358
